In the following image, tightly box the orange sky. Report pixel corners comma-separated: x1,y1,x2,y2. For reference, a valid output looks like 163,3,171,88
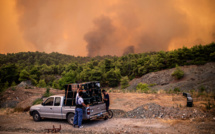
0,0,215,57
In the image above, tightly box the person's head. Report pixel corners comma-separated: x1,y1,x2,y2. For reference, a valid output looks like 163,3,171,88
79,91,83,97
102,89,106,94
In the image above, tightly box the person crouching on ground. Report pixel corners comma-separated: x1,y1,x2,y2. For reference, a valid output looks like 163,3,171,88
73,88,87,128
102,89,110,112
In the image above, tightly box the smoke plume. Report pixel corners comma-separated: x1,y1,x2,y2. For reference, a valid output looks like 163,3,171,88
123,46,135,55
0,0,215,56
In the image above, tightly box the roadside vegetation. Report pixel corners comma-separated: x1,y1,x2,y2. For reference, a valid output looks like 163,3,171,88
0,43,215,93
171,65,184,80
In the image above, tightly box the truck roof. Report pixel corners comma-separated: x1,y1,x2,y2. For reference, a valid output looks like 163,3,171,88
50,94,65,97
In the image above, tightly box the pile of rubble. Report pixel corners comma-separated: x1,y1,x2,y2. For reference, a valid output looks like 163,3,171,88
113,103,210,119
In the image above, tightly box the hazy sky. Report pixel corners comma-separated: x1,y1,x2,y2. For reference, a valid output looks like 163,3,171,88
0,0,215,57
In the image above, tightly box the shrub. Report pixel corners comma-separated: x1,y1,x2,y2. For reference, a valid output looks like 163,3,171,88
43,88,52,97
30,78,38,86
33,98,43,105
136,83,150,93
37,79,46,87
172,65,184,79
120,76,130,89
167,89,173,94
11,81,16,91
201,101,214,110
199,85,206,93
11,81,16,87
14,107,24,112
52,80,60,89
149,83,156,87
173,87,180,93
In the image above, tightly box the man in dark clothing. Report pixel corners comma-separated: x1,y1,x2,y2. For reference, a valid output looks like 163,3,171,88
102,90,109,112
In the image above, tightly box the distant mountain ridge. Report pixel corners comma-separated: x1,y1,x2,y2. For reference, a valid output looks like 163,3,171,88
0,51,114,66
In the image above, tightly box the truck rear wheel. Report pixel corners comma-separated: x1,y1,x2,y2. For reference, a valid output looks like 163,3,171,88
67,113,74,125
33,111,41,122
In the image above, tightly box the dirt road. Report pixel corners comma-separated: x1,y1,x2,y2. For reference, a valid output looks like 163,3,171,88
0,112,214,134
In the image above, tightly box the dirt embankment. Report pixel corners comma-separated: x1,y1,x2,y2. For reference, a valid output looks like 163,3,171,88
128,62,215,92
0,86,64,109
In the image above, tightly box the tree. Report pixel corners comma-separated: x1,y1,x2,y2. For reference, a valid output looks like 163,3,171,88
59,70,76,89
37,79,46,87
105,68,121,87
52,80,60,89
120,76,129,89
89,68,102,81
19,69,30,81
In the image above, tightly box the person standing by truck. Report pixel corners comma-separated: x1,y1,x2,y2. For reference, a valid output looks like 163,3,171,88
102,90,110,112
73,88,87,128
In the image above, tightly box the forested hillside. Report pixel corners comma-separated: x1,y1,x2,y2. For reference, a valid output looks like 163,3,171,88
0,43,215,92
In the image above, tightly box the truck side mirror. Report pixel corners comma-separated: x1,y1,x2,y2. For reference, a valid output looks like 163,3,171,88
42,103,45,106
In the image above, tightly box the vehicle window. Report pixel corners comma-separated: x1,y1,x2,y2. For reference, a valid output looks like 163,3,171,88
54,97,61,106
44,97,54,106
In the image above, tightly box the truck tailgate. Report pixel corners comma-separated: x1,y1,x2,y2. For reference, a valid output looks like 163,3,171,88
89,103,106,116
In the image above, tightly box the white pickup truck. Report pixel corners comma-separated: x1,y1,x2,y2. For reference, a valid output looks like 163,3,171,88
29,94,108,124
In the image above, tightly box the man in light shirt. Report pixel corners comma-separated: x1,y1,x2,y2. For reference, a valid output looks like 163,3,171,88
73,88,87,128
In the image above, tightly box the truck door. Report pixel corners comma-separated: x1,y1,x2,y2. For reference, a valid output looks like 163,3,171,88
40,97,54,118
52,97,62,119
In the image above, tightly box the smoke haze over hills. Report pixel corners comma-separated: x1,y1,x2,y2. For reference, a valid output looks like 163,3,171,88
0,0,215,57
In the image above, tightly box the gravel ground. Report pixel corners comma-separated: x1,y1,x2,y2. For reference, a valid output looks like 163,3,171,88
0,112,215,134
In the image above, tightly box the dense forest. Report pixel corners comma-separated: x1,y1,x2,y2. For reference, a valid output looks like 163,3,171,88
0,42,215,92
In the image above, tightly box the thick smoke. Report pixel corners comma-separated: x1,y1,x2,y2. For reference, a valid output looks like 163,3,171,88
123,46,135,55
0,0,215,56
84,16,118,57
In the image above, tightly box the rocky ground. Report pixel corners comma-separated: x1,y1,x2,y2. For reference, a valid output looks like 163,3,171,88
127,62,215,92
0,112,215,134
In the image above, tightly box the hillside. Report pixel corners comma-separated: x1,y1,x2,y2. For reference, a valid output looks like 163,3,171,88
127,62,215,92
0,43,215,93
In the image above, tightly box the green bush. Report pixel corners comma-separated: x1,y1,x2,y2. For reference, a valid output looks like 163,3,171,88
199,85,206,93
167,89,173,94
173,87,180,93
43,88,52,97
37,79,46,87
120,76,130,89
11,81,16,91
30,78,38,86
11,81,16,87
52,80,60,89
32,98,43,105
172,65,184,79
149,83,156,87
136,83,150,93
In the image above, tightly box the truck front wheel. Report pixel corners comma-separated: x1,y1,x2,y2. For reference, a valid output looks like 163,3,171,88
67,113,74,125
33,111,41,122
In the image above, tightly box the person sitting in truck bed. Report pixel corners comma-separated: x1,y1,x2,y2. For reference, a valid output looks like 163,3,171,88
73,88,87,128
102,90,110,112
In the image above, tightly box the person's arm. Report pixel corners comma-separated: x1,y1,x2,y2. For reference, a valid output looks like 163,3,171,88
75,89,79,104
82,102,87,107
